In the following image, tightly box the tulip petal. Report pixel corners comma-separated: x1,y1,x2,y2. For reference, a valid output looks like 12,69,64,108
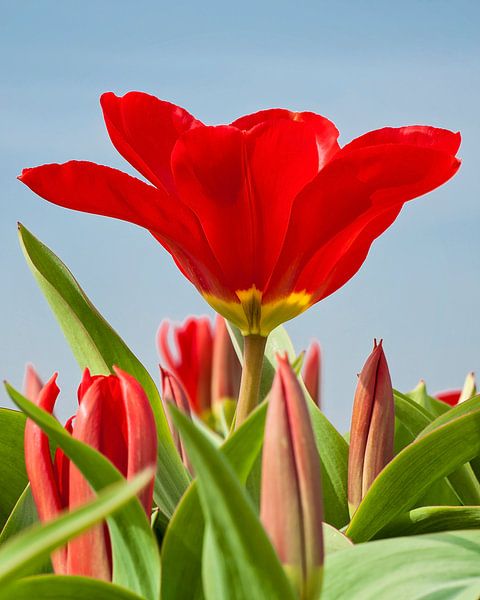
267,135,460,302
211,315,241,404
101,91,202,192
22,364,43,402
19,161,226,299
24,374,68,573
302,342,321,407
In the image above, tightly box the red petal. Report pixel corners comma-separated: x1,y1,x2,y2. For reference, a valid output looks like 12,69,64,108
114,367,158,515
19,161,226,298
101,91,202,192
232,108,340,169
22,364,43,402
211,315,241,403
266,136,460,301
302,342,321,407
24,374,68,574
435,389,461,406
172,119,322,290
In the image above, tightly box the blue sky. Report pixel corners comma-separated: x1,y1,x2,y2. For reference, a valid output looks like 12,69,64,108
1,1,479,429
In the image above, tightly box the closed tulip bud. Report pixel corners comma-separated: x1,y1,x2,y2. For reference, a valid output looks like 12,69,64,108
211,315,241,405
261,355,324,600
160,367,194,474
348,340,394,516
22,363,43,402
24,368,157,580
435,371,477,406
302,342,321,407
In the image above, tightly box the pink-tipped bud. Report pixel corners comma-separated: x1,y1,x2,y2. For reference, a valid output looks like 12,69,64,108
22,364,43,402
348,340,394,516
211,315,241,405
302,342,321,407
160,367,194,474
261,356,324,599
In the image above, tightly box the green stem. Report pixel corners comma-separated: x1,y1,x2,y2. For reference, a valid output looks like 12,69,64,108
234,334,267,430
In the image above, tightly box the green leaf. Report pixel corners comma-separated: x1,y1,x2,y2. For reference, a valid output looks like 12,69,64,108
0,469,154,588
376,506,480,538
161,402,268,600
323,523,353,555
18,223,189,516
170,406,296,600
0,576,144,600
407,380,450,417
0,408,28,529
322,530,480,600
346,409,480,542
6,384,160,600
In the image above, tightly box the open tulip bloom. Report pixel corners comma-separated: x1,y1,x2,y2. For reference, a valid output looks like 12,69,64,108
19,91,460,424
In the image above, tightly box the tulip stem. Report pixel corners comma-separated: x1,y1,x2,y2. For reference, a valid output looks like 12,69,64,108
234,334,267,429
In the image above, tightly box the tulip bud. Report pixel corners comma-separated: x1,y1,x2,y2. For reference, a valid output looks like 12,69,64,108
157,317,213,415
459,372,476,403
22,363,43,402
302,342,321,407
348,340,394,516
160,367,194,474
261,356,324,599
24,368,157,580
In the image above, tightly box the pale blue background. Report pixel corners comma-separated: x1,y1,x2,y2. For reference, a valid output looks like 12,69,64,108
1,1,479,430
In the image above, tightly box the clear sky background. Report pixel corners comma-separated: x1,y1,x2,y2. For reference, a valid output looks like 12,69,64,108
1,1,479,430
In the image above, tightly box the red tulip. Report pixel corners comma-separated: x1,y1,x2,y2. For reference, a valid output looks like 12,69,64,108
348,340,394,515
435,372,476,406
19,92,460,336
302,342,321,407
22,363,43,401
261,355,324,599
158,315,240,416
24,368,157,580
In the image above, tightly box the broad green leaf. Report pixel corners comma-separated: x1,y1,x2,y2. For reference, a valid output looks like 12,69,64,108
0,469,154,587
18,223,189,516
0,576,143,600
170,407,296,600
307,398,349,528
346,409,480,542
420,394,480,437
394,391,462,506
0,408,28,528
322,530,480,600
161,402,268,600
323,523,353,555
0,486,38,544
376,506,480,538
6,384,160,600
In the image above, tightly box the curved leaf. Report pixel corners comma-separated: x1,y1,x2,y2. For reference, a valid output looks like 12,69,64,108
18,223,189,516
346,409,480,542
0,469,154,587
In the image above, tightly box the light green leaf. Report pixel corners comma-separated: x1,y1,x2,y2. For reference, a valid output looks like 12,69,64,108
346,409,480,542
0,469,154,588
161,402,268,600
322,530,480,600
6,384,160,600
0,576,144,600
170,406,296,600
18,223,189,516
376,506,480,538
407,380,450,417
323,523,353,555
0,408,28,529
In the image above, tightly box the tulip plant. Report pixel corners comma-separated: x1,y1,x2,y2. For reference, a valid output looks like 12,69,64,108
1,91,479,599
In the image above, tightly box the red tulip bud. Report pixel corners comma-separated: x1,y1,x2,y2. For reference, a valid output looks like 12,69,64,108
24,368,157,580
22,364,43,402
211,315,241,405
160,367,194,474
302,342,321,407
348,340,394,516
261,355,324,599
